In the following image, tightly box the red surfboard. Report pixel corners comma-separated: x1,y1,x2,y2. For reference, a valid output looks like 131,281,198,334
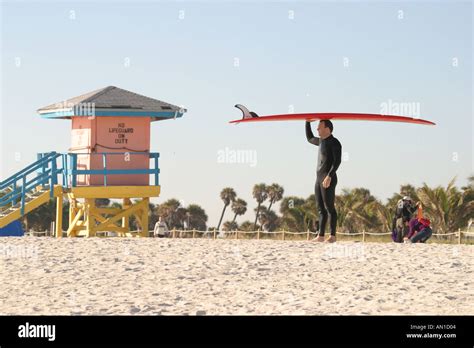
230,104,436,126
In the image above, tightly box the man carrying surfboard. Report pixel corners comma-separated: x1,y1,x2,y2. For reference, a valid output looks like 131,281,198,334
231,104,434,242
306,120,342,243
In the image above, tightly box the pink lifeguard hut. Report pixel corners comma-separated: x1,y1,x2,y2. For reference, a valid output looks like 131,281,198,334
39,86,185,187
17,85,187,237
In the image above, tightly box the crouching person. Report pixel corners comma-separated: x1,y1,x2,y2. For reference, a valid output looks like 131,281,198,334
404,217,432,243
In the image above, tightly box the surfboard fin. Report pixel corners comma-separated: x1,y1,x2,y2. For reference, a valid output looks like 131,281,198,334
235,104,259,119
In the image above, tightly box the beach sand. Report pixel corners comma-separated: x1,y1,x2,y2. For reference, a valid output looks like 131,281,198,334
0,237,472,315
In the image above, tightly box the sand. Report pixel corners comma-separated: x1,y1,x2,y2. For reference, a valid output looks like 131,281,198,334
0,237,472,315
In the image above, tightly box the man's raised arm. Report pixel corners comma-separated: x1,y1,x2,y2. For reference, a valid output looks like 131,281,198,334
305,121,319,145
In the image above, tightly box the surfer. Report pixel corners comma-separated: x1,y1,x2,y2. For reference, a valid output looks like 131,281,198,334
305,120,342,243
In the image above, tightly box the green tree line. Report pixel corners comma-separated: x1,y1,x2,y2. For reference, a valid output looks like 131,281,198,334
13,176,473,234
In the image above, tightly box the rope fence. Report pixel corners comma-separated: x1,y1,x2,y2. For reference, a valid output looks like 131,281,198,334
22,228,474,244
153,228,474,244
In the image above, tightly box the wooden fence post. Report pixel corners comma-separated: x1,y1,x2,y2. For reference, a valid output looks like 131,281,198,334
282,230,285,241
458,229,461,244
213,229,216,239
235,230,238,239
192,229,196,239
172,228,176,238
257,230,260,240
307,230,310,241
362,230,365,243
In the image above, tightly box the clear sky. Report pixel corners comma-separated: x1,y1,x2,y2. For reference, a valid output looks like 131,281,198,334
1,0,472,227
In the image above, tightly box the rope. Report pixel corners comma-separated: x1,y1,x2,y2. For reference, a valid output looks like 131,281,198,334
176,230,473,239
363,232,392,235
23,229,474,240
169,230,471,237
336,232,364,236
461,231,474,235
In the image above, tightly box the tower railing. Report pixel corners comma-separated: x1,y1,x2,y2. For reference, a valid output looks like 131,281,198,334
0,152,62,215
0,151,160,217
67,152,160,187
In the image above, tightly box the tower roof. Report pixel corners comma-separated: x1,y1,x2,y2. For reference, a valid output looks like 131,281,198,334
37,86,186,121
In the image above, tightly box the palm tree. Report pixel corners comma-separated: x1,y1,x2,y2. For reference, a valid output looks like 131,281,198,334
231,198,247,227
239,221,254,231
300,195,318,232
174,206,188,229
461,176,474,229
252,183,268,230
147,202,159,231
223,221,238,231
186,204,208,230
335,188,381,233
279,196,306,231
156,199,187,229
375,201,393,232
257,206,280,231
335,189,361,233
217,188,236,231
267,183,284,211
417,177,474,233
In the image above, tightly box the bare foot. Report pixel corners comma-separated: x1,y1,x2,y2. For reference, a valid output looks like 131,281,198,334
312,235,325,242
325,235,336,243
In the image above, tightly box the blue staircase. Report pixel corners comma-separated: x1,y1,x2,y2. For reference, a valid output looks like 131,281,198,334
0,152,63,227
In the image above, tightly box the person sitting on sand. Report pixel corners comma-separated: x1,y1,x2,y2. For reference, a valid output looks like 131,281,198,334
153,217,169,238
404,217,432,243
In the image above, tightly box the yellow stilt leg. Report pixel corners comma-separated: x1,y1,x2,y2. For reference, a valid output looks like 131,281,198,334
140,198,149,237
68,197,75,227
55,194,63,238
85,198,96,237
122,198,131,230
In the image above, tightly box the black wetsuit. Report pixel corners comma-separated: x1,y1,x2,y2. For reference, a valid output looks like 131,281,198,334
306,122,342,236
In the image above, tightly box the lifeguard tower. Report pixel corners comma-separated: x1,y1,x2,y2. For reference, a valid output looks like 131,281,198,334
0,86,185,237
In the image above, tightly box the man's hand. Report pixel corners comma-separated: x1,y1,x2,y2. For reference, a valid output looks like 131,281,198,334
322,175,331,189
